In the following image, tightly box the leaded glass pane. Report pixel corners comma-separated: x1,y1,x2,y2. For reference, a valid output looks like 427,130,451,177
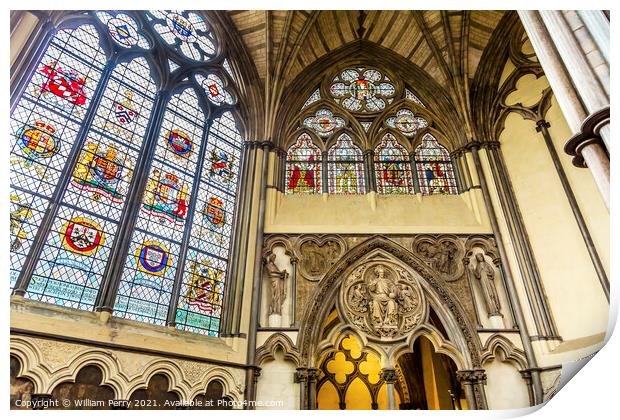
415,133,458,195
327,133,366,194
114,88,204,324
374,133,413,194
10,24,106,287
25,57,157,309
286,133,322,194
303,109,345,138
175,112,242,336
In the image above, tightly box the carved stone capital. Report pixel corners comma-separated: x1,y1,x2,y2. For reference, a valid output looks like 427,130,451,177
295,368,308,383
380,369,398,384
456,369,487,384
307,368,320,382
564,106,609,168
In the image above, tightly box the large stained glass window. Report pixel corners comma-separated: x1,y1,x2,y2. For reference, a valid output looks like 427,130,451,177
327,134,366,194
286,133,322,194
415,133,458,195
10,11,244,337
374,133,413,194
10,24,107,290
175,111,242,335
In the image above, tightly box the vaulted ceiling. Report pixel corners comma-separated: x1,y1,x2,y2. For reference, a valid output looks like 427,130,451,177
224,10,515,143
228,10,504,89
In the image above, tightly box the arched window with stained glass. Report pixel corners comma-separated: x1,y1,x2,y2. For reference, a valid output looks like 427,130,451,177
10,11,244,337
327,133,366,194
374,133,414,194
286,133,322,194
414,133,458,195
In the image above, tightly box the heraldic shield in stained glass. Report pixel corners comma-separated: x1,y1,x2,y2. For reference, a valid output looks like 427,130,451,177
286,133,322,194
142,170,190,225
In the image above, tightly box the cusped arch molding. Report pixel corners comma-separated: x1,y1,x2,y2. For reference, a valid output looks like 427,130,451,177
480,334,527,371
297,236,481,369
256,332,301,367
10,336,48,394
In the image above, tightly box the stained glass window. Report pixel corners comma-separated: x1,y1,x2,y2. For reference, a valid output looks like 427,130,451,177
374,133,414,194
175,111,242,336
385,109,428,137
303,108,345,137
286,133,322,194
25,56,157,309
149,10,217,62
415,133,458,195
11,11,244,337
329,68,395,113
327,134,366,194
114,88,203,325
10,24,107,289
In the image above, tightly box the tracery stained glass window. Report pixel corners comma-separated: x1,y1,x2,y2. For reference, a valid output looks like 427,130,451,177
286,133,322,194
114,88,204,325
303,108,345,137
374,133,413,194
329,68,395,113
25,57,157,309
415,133,458,195
327,134,366,194
96,12,150,49
176,111,242,335
385,109,428,137
150,10,216,62
10,24,107,289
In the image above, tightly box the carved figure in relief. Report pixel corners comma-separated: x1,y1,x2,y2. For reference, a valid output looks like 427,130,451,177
367,265,399,330
418,241,459,276
265,253,289,315
473,253,501,316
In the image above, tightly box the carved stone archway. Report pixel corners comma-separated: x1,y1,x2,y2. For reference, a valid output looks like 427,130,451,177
297,236,482,370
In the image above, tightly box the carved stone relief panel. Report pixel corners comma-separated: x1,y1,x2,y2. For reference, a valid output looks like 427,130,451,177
265,233,500,334
295,235,346,281
412,235,465,282
339,261,426,341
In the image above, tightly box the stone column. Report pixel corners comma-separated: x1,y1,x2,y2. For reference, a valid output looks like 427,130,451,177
295,368,308,410
289,256,298,327
380,369,398,410
307,368,319,410
456,370,488,409
364,150,376,192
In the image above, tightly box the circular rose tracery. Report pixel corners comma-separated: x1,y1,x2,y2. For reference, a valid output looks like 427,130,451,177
329,68,396,113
